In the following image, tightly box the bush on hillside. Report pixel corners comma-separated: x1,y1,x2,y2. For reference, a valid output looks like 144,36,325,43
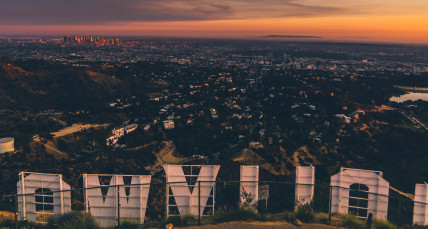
47,212,99,229
281,211,297,223
0,219,45,229
294,203,314,223
112,221,143,229
341,214,364,229
213,208,259,223
373,219,395,229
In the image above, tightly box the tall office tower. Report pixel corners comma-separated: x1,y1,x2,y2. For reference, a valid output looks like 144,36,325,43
63,36,70,43
73,35,78,42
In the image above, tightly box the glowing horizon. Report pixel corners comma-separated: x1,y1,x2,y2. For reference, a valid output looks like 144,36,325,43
1,0,427,44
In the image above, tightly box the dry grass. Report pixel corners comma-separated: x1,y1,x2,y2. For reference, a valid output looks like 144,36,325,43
51,123,108,138
0,211,15,222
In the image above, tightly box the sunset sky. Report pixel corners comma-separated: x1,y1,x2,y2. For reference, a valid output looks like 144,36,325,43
1,0,427,43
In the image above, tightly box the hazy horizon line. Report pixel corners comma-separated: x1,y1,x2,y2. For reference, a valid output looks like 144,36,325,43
2,34,428,46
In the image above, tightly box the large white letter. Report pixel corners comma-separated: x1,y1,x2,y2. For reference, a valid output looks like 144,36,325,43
295,166,315,209
413,183,428,226
240,165,259,207
83,174,151,227
163,165,220,217
330,168,389,220
17,172,72,223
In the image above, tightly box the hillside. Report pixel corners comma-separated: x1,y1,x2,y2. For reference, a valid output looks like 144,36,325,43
0,59,162,195
0,61,130,110
0,58,427,206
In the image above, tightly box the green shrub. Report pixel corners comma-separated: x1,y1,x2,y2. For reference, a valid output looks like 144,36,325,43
0,219,45,229
47,212,99,229
411,225,427,229
341,214,364,229
295,204,314,223
59,222,100,229
115,221,143,229
240,187,257,209
281,211,297,223
213,208,259,223
373,219,395,229
181,214,195,223
0,220,14,229
318,215,329,224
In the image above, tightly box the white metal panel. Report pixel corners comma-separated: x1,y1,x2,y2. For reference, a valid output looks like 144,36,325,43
163,165,220,217
295,166,315,208
117,176,151,224
83,174,151,227
16,172,71,223
330,168,389,220
84,175,117,227
240,166,259,207
413,184,428,226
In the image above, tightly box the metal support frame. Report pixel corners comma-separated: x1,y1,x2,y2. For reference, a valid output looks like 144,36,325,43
117,184,121,227
14,195,18,229
198,181,201,225
329,186,332,224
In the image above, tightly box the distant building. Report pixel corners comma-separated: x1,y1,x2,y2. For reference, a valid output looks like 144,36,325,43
210,108,218,118
163,120,175,129
249,141,261,148
64,35,117,45
0,137,14,154
106,134,118,146
125,123,138,133
63,36,70,43
335,114,351,123
112,127,125,138
106,123,138,146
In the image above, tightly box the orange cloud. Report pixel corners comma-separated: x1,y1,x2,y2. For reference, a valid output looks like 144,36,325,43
1,15,427,44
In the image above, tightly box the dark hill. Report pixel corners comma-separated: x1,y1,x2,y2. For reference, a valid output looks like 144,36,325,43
0,61,151,111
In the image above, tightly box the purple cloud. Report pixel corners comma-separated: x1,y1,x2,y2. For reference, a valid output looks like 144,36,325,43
0,0,347,25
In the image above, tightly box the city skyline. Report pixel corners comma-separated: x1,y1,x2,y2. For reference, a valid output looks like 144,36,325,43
0,0,427,44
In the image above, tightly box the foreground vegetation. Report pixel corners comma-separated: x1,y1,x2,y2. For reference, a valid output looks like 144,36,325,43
0,206,409,229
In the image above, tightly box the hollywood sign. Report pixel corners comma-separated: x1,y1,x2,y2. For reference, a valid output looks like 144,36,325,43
16,166,428,226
